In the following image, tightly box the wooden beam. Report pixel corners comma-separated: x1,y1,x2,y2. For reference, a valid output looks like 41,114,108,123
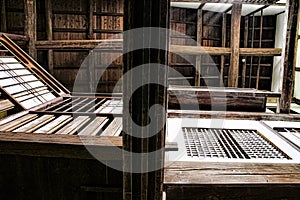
195,8,202,86
256,10,264,89
123,0,169,199
0,0,7,32
45,0,53,74
228,3,242,87
35,39,123,50
280,0,299,113
170,0,278,5
171,45,282,56
168,110,300,122
24,0,37,59
0,33,29,41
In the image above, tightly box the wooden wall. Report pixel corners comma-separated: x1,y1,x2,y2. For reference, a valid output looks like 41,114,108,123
1,1,279,92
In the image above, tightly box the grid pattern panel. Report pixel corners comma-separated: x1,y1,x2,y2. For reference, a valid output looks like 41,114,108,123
183,128,290,160
0,48,57,109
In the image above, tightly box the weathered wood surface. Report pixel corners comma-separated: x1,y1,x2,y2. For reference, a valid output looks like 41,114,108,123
168,110,300,122
171,45,281,56
0,114,38,131
228,3,242,87
170,0,278,5
54,116,90,135
13,114,55,133
164,161,300,199
34,115,72,134
24,0,37,59
0,33,28,41
35,39,123,50
78,117,108,136
168,86,280,111
0,99,14,112
101,117,122,136
0,133,122,160
280,0,299,113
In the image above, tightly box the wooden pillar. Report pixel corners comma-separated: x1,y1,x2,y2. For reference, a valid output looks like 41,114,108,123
220,13,227,86
88,0,94,39
1,0,7,32
123,0,169,199
228,3,242,87
24,0,37,59
195,7,202,86
280,0,299,113
45,0,53,74
241,16,249,88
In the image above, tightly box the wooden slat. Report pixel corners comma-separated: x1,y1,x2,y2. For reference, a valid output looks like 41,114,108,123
0,111,29,125
101,117,122,136
13,115,55,133
78,117,108,136
0,114,38,131
55,116,90,135
0,99,14,112
34,115,72,134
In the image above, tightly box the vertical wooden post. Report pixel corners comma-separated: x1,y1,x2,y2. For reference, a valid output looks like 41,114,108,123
242,16,249,88
24,0,37,59
256,10,263,89
220,13,227,87
123,0,169,199
280,0,299,113
88,0,94,39
45,0,53,74
195,8,202,86
249,14,255,88
1,0,7,32
228,3,242,88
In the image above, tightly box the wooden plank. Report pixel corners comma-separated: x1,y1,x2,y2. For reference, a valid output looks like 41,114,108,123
228,3,242,87
0,111,29,125
13,115,55,133
0,99,14,112
170,0,278,4
167,110,300,121
24,0,37,59
78,117,108,136
0,133,122,160
0,114,38,131
0,33,29,41
101,117,122,136
34,115,72,134
280,0,299,113
55,116,90,135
